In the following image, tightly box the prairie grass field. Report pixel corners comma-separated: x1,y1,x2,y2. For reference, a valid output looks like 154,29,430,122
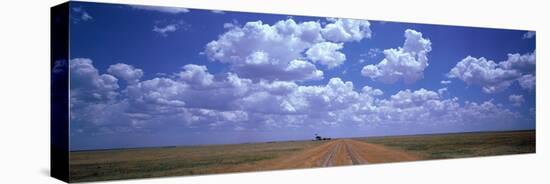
70,140,323,182
359,130,535,159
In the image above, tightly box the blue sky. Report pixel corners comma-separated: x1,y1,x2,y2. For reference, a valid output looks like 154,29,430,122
65,2,536,150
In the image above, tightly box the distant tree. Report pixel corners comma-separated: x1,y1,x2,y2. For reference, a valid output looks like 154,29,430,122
315,133,322,141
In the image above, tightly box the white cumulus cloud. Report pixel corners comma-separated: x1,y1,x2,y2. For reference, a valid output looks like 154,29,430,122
361,29,432,84
306,42,346,69
321,18,371,42
509,94,525,107
518,74,535,90
70,58,119,103
107,63,143,84
448,56,519,93
177,64,214,87
448,51,535,93
206,18,373,81
499,52,536,73
205,19,326,81
361,86,384,96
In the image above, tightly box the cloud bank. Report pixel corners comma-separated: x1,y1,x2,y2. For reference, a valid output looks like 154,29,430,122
70,58,522,135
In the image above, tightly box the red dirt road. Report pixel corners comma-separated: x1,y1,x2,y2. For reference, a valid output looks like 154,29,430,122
261,139,421,169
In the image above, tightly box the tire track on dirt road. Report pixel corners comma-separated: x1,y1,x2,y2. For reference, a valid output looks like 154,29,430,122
319,141,342,167
250,139,421,170
343,140,368,165
344,139,421,163
237,139,421,171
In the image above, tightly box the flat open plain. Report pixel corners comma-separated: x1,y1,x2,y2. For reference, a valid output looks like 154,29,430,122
70,130,535,182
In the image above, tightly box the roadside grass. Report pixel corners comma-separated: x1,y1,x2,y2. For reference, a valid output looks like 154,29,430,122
359,130,535,159
70,140,321,182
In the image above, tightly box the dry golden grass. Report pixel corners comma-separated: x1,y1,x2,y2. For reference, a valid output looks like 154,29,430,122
359,130,535,159
70,140,322,182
